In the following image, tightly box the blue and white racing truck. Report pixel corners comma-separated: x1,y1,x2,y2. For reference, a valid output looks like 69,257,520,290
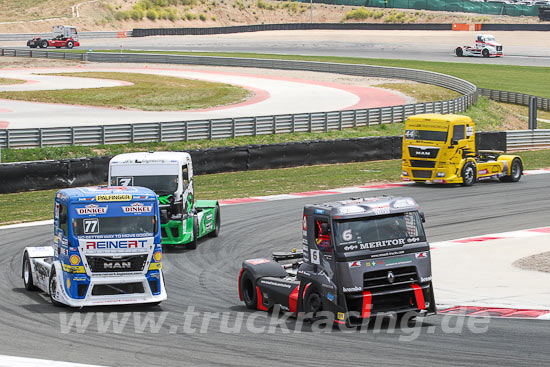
22,186,167,307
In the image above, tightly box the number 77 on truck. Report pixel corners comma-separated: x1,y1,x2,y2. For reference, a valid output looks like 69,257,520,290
22,186,167,307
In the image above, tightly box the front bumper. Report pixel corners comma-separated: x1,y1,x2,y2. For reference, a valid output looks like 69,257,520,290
401,165,463,184
56,271,167,307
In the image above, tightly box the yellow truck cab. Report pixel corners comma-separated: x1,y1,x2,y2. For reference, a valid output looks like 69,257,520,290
401,114,523,186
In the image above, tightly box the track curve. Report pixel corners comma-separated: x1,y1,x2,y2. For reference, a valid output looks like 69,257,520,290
1,174,550,366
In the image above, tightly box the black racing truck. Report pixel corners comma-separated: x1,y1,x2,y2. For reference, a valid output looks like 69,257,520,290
238,196,436,327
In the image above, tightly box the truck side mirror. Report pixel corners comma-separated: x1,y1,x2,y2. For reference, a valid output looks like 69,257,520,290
451,139,459,146
420,212,426,223
183,171,189,181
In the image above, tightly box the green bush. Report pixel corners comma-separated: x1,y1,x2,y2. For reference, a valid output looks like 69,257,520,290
114,10,130,21
184,11,197,20
146,9,159,20
342,7,373,21
130,8,145,20
199,13,207,21
373,10,384,19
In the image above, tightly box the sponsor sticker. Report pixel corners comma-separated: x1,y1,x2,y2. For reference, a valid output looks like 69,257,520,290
327,293,335,301
247,259,270,265
348,261,361,268
337,312,345,320
415,251,428,259
121,202,153,214
76,204,108,216
116,177,133,186
96,194,132,202
342,229,353,242
343,286,362,293
421,276,432,282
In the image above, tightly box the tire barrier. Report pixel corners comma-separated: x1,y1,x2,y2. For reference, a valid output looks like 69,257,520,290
0,132,504,194
132,23,452,37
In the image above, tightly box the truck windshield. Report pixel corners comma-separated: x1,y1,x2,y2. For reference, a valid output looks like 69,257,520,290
73,216,155,236
334,212,426,252
111,175,179,195
405,129,448,142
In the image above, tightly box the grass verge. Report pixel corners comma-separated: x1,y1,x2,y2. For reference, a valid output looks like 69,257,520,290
0,72,250,111
1,149,550,226
60,50,550,98
0,77,26,85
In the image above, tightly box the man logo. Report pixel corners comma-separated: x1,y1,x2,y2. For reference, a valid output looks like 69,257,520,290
104,261,131,270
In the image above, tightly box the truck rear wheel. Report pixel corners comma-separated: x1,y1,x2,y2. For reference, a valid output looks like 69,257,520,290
188,216,198,250
501,158,522,182
455,47,463,57
461,162,476,186
240,270,257,310
49,269,64,307
208,205,221,238
40,40,48,48
22,253,37,291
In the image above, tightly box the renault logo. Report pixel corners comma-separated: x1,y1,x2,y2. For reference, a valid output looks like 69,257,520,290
387,271,395,284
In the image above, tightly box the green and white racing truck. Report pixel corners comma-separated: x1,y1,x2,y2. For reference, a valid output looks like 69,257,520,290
109,152,220,249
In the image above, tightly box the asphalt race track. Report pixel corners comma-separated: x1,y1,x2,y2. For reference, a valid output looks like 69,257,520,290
73,30,550,67
1,174,550,366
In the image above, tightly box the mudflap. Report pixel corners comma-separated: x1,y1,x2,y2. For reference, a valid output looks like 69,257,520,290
195,200,218,238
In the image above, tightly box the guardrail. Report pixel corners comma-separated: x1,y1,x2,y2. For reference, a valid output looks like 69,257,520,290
479,88,550,111
507,130,550,151
0,48,477,149
0,31,131,41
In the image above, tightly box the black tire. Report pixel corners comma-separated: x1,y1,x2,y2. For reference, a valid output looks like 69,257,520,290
29,45,37,49
208,205,221,238
303,286,323,314
55,46,61,48
188,216,198,250
49,269,64,307
461,162,476,186
501,158,523,182
40,40,48,48
240,270,257,310
455,47,463,57
66,41,74,49
22,253,37,291
482,49,489,58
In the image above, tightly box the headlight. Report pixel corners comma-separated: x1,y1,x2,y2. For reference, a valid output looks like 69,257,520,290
69,254,81,265
402,171,409,176
436,172,446,177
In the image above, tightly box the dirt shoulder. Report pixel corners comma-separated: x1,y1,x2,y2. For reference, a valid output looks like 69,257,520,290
0,0,547,33
513,252,550,273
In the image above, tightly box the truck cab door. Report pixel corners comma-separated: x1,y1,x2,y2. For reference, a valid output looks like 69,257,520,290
448,124,468,161
181,163,194,213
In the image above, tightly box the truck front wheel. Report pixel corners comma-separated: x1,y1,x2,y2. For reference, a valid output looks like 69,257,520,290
240,270,257,310
188,216,198,250
49,269,64,307
208,205,221,238
22,253,37,291
482,49,490,58
66,40,74,49
455,47,463,57
461,162,476,186
303,286,323,314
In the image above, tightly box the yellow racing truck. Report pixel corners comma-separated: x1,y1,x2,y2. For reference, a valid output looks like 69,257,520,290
401,114,523,186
